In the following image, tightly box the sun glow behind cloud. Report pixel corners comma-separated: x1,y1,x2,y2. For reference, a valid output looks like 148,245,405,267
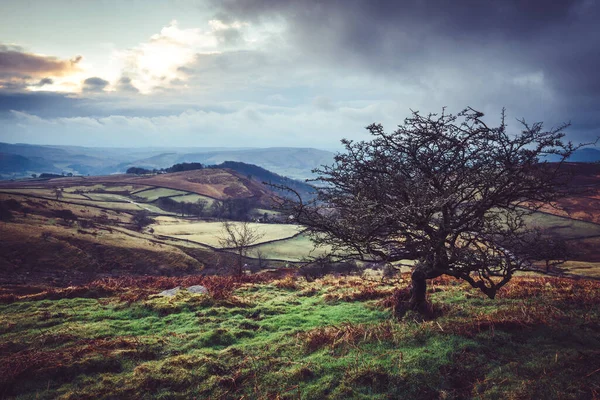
18,19,256,95
111,19,250,94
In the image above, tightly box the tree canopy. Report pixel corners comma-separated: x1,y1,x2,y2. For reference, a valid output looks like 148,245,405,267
281,107,581,313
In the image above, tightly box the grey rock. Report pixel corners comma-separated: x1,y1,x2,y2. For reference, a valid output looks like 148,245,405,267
187,285,208,295
158,287,181,297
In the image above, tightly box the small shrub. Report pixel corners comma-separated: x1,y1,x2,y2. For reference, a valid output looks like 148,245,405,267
298,322,395,353
274,275,298,290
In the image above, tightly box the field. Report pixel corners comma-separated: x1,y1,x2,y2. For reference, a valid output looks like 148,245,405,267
168,193,216,205
10,169,273,202
523,210,600,239
134,188,190,201
150,218,303,248
0,274,598,399
248,234,332,261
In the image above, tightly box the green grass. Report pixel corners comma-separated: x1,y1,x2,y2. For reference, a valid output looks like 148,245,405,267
249,233,332,261
167,193,216,205
560,260,600,278
523,211,600,239
62,185,146,193
84,193,132,202
134,188,190,201
1,275,598,399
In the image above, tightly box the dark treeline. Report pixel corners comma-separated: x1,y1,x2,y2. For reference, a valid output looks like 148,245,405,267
155,196,261,221
39,173,65,178
126,162,204,175
166,162,204,173
126,167,152,175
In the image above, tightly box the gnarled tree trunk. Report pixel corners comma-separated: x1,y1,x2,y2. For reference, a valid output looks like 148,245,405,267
409,268,429,313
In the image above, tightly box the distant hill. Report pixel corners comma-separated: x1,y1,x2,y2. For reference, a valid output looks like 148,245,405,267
0,152,60,176
0,143,334,180
127,148,335,180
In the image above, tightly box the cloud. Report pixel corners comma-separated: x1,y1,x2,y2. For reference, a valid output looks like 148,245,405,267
116,76,139,93
0,44,82,78
0,44,83,93
313,96,336,111
34,77,54,87
2,3,599,148
82,77,109,92
115,20,224,94
112,18,262,94
1,102,404,148
209,0,600,142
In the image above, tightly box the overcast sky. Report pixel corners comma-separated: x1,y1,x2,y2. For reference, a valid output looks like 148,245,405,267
0,0,598,149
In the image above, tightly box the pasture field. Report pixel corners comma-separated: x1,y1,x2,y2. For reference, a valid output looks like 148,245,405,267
248,233,332,261
69,199,150,212
134,188,190,201
168,193,216,205
0,274,598,399
57,199,173,214
524,210,600,239
560,261,600,278
61,184,148,193
150,220,303,248
83,193,132,202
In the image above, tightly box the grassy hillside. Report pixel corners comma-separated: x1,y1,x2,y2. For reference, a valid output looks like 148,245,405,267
0,273,598,399
210,161,317,201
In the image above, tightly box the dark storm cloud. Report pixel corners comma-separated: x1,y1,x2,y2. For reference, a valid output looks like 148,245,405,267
212,0,600,139
82,77,109,92
35,78,54,87
0,44,82,78
213,0,597,75
116,76,139,93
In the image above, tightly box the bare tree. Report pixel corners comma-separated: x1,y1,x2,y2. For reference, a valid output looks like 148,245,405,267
278,107,586,313
53,187,63,200
218,221,264,275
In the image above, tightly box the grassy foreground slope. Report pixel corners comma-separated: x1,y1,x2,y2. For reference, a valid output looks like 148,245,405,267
0,274,598,399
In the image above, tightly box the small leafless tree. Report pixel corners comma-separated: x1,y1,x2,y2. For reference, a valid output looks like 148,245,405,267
53,187,63,200
278,107,587,313
218,221,264,275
